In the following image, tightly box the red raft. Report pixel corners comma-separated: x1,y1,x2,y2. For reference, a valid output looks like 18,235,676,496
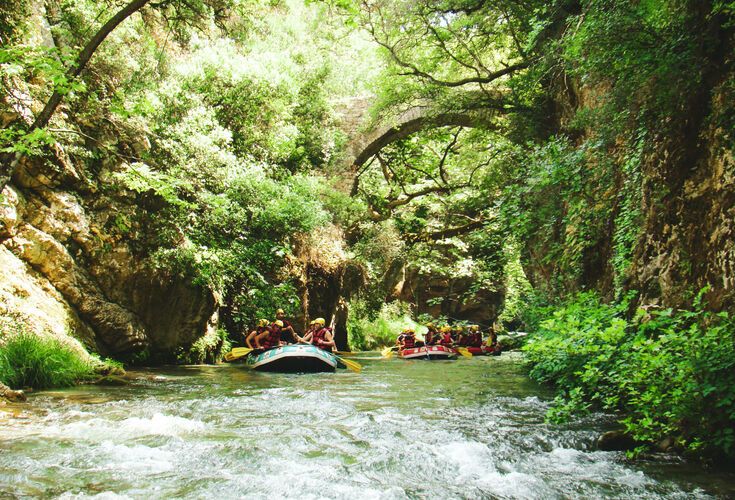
465,345,501,356
398,345,458,360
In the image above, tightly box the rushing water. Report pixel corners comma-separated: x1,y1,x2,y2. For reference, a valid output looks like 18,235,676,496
1,352,733,499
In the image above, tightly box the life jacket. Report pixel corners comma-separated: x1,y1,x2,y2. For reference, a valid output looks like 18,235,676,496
402,334,415,349
439,333,453,346
312,327,332,350
262,327,281,349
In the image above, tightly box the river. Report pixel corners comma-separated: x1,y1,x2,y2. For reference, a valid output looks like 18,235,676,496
1,352,733,498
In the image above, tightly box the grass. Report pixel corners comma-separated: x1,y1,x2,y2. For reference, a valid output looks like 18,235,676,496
0,320,96,390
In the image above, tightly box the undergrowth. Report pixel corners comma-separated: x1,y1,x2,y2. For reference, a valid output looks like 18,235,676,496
523,290,735,458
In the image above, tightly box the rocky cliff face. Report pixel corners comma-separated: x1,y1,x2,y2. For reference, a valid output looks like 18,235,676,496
521,30,735,312
631,67,735,310
0,154,220,359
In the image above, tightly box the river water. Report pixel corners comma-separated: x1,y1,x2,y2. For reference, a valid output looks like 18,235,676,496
1,352,733,499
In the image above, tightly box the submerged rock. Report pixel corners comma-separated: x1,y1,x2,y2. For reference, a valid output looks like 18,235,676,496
93,375,129,386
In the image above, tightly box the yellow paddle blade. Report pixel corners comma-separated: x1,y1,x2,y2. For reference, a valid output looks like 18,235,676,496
380,347,394,357
456,347,473,358
337,356,362,373
231,347,253,355
223,347,253,362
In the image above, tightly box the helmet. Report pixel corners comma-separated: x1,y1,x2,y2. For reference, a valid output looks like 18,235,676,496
426,322,435,329
455,326,464,332
315,317,326,326
258,318,269,327
276,308,285,315
470,325,480,332
404,328,414,334
274,320,284,328
440,326,451,333
309,319,316,325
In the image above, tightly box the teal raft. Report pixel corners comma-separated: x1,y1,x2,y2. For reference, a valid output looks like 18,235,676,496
246,344,340,373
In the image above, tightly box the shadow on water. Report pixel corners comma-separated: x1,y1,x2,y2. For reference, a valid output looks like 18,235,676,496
1,352,733,498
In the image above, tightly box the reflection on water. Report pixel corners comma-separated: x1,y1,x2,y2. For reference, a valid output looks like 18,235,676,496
1,353,733,498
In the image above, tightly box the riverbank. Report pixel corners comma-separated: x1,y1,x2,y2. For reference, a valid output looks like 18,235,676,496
522,292,735,461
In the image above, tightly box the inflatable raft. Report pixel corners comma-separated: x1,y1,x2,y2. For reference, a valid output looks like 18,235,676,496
465,345,501,356
398,345,458,360
246,344,339,373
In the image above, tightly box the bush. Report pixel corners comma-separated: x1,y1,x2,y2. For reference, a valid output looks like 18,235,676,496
0,321,96,390
523,291,735,458
347,300,422,351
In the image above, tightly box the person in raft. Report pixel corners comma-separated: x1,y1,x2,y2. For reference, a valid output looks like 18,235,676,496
424,322,438,346
245,319,270,349
438,326,454,347
310,317,336,352
255,320,284,350
296,319,317,343
486,323,499,350
452,325,464,344
398,328,416,350
457,326,472,347
275,308,297,344
468,325,483,347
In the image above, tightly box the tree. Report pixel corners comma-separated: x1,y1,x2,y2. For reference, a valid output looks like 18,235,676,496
0,0,235,192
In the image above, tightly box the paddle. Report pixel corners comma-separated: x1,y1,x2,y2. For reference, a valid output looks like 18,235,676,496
381,346,396,358
223,347,253,362
455,347,473,358
335,355,362,373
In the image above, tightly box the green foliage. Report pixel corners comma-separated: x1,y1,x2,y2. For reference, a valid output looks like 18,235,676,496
347,300,420,350
177,328,231,364
0,319,95,390
524,291,735,457
497,239,533,326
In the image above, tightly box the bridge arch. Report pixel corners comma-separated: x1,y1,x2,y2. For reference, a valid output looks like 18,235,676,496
345,106,497,169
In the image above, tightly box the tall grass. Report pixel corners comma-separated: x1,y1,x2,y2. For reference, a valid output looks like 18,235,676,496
0,320,96,390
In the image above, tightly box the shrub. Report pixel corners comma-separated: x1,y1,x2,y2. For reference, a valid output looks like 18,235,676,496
347,300,422,351
523,290,735,458
0,320,96,390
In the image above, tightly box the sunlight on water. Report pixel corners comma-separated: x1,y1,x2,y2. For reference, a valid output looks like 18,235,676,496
1,353,732,499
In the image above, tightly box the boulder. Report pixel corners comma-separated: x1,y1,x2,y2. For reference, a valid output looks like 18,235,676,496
597,430,638,451
0,382,27,402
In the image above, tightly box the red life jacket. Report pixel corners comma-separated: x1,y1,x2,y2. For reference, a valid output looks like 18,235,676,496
312,327,332,350
262,327,281,349
402,334,415,349
439,333,453,346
